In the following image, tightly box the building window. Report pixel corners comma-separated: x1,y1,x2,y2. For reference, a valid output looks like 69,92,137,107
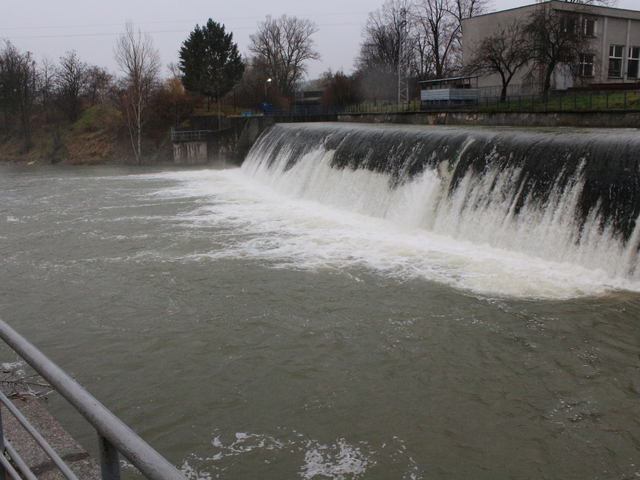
562,17,578,34
582,18,596,37
628,47,640,79
579,54,595,77
609,45,624,78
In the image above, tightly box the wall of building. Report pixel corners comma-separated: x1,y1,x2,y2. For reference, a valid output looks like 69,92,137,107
462,1,640,95
462,3,539,94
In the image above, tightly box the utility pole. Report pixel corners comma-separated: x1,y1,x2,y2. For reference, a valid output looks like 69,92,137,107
398,8,409,105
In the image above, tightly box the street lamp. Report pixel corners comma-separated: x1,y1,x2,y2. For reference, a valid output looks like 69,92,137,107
265,78,272,103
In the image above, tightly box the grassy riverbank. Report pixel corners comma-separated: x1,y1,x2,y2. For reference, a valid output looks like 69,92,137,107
0,105,174,165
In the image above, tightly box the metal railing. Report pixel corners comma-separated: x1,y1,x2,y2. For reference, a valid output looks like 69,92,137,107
0,319,186,480
258,104,345,117
170,129,212,142
248,89,640,117
338,90,640,114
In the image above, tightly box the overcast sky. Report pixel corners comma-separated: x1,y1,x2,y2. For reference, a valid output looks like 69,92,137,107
1,0,638,80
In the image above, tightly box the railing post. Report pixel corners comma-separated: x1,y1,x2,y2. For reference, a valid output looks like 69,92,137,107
0,320,186,480
0,407,6,480
98,433,121,480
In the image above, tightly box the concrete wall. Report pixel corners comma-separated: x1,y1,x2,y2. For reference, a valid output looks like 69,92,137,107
173,141,208,165
338,111,640,128
173,115,336,166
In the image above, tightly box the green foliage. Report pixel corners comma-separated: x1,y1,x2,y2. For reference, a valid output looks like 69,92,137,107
179,20,245,102
51,105,124,164
70,104,122,134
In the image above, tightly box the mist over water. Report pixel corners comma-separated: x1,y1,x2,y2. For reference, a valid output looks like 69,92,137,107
1,123,640,479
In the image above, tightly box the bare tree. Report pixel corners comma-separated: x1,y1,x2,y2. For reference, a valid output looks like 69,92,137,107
465,20,533,101
0,41,38,147
38,56,58,123
536,0,615,4
451,0,492,21
414,0,459,79
320,70,360,106
356,0,418,100
448,0,492,67
357,0,411,71
354,0,489,102
85,66,115,107
249,15,320,98
114,21,161,163
55,51,91,123
525,6,586,96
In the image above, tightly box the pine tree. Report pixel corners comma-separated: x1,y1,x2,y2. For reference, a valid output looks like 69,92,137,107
179,20,244,107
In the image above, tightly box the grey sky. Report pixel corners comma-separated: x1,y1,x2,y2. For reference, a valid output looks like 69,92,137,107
1,0,638,80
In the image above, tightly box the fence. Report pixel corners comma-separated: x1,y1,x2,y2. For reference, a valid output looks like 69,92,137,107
451,90,640,112
0,319,186,480
253,89,640,117
258,105,346,117
170,129,212,142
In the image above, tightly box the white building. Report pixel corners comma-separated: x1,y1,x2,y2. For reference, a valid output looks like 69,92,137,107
462,1,640,96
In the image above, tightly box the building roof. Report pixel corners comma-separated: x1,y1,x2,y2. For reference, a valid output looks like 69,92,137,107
463,0,640,22
418,76,479,85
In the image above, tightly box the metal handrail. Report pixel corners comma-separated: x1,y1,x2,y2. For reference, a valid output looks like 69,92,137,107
171,129,212,142
0,319,186,480
0,390,78,479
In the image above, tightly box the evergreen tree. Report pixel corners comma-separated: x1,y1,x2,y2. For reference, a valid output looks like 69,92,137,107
179,20,244,106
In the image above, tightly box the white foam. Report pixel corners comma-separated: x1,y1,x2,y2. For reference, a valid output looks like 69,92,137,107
181,461,213,480
300,439,373,480
139,168,640,299
183,429,429,479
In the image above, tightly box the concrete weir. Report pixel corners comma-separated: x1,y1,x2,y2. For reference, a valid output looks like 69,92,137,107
172,110,639,166
337,110,640,128
172,117,277,166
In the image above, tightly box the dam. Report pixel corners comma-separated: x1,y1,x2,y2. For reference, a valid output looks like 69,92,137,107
1,122,640,479
244,123,640,289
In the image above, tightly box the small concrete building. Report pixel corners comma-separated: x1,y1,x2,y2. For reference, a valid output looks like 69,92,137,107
419,76,479,107
462,1,640,96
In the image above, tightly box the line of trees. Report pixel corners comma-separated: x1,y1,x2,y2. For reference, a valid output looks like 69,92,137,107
324,0,612,104
0,0,616,162
353,0,490,102
0,31,196,162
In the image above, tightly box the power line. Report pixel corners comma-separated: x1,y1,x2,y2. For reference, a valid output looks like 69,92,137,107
0,12,369,33
4,22,364,40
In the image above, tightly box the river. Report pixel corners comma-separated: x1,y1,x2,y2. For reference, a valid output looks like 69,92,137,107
1,130,640,479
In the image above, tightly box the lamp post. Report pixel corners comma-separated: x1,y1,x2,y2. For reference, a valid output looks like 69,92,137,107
264,78,272,103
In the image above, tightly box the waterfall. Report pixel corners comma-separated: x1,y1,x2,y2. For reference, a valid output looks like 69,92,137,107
241,123,640,283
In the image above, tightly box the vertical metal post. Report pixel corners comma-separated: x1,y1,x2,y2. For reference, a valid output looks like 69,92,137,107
98,433,121,480
0,407,6,480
